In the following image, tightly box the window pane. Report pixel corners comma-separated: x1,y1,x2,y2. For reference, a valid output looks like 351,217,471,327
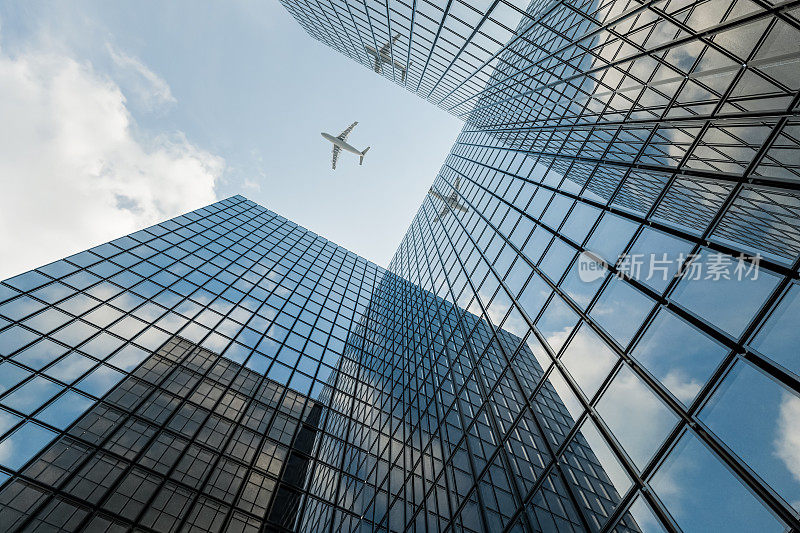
632,309,727,406
751,283,800,377
560,323,617,400
36,390,95,430
591,278,654,348
650,431,784,533
0,421,57,470
700,361,800,512
597,366,678,470
671,249,779,338
1,376,62,415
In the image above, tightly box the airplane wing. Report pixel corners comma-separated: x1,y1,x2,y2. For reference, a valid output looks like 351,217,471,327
428,188,447,202
365,46,381,72
391,60,407,81
436,205,449,222
337,121,358,141
331,145,341,170
379,35,398,56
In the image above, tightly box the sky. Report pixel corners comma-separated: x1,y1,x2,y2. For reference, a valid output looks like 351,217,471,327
0,0,464,280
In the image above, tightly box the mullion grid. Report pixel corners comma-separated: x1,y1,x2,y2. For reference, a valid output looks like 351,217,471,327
421,140,800,529
295,256,390,532
422,173,642,532
420,168,684,531
393,206,557,531
5,203,286,528
0,198,386,532
452,134,799,277
405,193,573,533
0,196,257,465
284,234,382,531
465,0,795,129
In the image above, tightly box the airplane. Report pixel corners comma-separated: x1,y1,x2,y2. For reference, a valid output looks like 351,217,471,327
365,34,408,82
321,121,370,170
429,176,468,222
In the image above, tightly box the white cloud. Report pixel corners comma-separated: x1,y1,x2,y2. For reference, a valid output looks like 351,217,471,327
774,392,800,485
106,43,176,111
242,178,262,192
0,44,222,280
661,369,702,405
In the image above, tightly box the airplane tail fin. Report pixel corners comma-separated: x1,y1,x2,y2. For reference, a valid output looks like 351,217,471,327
360,147,370,165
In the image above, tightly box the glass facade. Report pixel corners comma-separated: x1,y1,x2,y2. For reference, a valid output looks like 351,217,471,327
0,0,798,531
280,0,800,530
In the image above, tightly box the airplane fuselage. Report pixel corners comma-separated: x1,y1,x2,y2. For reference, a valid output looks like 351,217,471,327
321,132,363,155
429,188,468,213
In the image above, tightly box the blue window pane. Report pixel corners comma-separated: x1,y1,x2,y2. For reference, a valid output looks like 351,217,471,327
83,304,125,328
107,344,149,371
700,361,800,512
651,431,784,533
37,260,78,279
11,339,69,370
586,213,638,265
621,227,692,293
44,352,96,383
76,364,125,397
542,195,572,229
36,390,95,430
0,295,46,321
751,284,800,377
536,294,579,353
626,494,668,533
0,362,32,394
200,333,230,353
597,365,679,470
0,409,22,437
224,343,252,365
4,270,51,292
267,362,292,385
0,325,39,356
671,249,779,338
133,327,171,351
561,203,600,244
0,421,57,470
289,372,313,396
31,282,75,304
1,376,63,415
522,226,551,264
79,332,125,359
51,321,101,347
539,239,575,283
560,253,606,310
0,285,21,306
560,323,618,399
632,309,727,406
591,278,654,348
57,294,100,316
109,315,148,339
22,308,73,334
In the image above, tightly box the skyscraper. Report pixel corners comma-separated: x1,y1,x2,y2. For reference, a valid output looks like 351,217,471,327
280,0,800,530
1,0,798,532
